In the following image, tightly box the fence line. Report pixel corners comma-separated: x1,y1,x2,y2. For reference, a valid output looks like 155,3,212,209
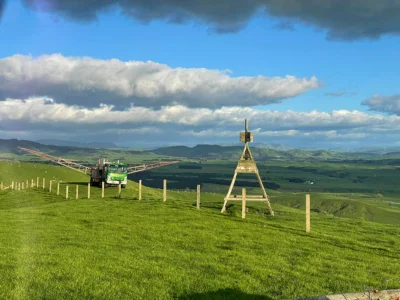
1,178,202,204
0,178,295,218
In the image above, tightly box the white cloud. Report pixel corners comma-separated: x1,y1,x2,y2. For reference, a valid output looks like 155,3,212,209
184,129,370,141
0,97,396,128
0,97,395,130
0,54,322,109
1,97,400,147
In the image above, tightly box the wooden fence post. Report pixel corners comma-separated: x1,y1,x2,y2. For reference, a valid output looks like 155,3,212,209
49,180,53,193
57,182,60,196
197,184,200,209
11,181,14,190
88,183,90,199
102,182,104,198
31,179,34,188
306,194,310,233
66,186,69,199
22,182,24,190
163,179,167,202
26,180,28,189
76,185,79,200
242,188,246,219
43,178,45,190
118,183,121,198
37,177,39,188
139,180,142,201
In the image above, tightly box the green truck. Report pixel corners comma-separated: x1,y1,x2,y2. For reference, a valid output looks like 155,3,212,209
90,160,128,188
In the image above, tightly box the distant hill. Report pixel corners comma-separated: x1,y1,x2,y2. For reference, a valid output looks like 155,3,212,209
147,144,242,159
218,142,293,151
3,139,400,164
0,139,93,157
147,144,306,160
146,144,400,163
0,139,57,154
37,139,118,149
0,139,173,164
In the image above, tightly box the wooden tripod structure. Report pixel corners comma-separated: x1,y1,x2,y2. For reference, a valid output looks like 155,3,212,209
221,119,274,216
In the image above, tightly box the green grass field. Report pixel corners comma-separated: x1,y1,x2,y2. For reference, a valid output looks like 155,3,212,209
0,162,399,299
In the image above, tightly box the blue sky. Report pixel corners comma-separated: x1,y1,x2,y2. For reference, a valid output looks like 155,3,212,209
1,0,400,148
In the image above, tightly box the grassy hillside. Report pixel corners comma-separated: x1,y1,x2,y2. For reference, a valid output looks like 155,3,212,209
0,162,399,299
2,161,399,226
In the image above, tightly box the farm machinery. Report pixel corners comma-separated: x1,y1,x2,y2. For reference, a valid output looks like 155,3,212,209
18,147,179,188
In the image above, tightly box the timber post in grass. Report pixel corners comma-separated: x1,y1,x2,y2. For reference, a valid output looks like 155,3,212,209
221,119,274,216
102,182,104,198
31,179,33,188
76,185,79,199
22,182,24,190
197,185,201,209
306,194,310,233
118,183,121,198
49,180,53,193
66,186,69,199
139,180,142,201
242,188,246,219
26,180,28,189
36,177,39,188
11,181,14,190
163,179,167,202
88,183,90,199
43,178,45,190
57,182,60,195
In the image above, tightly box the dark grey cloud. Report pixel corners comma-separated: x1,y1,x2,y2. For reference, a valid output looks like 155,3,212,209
264,0,400,40
21,0,400,40
362,94,400,115
0,0,5,22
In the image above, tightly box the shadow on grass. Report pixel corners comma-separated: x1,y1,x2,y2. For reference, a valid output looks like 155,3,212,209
179,288,272,300
195,202,272,217
66,181,90,186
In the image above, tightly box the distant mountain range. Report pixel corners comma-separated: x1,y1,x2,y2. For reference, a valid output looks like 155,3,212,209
146,144,400,162
25,138,400,154
0,139,86,156
2,139,400,163
37,139,118,149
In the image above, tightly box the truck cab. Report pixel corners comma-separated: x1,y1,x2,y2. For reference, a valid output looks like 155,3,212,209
90,160,128,188
104,163,128,187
